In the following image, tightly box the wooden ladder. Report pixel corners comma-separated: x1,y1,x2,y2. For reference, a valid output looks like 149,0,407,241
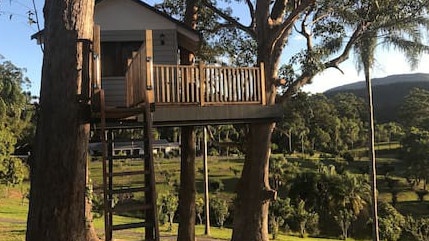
95,90,159,241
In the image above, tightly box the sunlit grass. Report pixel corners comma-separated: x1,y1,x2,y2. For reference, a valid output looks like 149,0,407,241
0,149,426,241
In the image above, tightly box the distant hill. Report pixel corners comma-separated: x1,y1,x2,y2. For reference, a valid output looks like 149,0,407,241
324,73,429,123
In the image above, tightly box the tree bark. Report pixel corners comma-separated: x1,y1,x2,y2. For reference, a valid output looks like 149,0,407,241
26,1,98,240
231,122,276,241
177,0,198,239
177,126,196,241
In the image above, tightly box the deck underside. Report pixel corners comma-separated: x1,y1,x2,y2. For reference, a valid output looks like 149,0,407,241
93,104,282,127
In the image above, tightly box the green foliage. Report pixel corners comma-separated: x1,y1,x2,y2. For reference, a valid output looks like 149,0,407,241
195,196,205,225
290,199,319,238
400,88,429,130
275,92,368,155
400,127,429,190
269,156,300,190
210,196,229,228
158,192,178,231
287,167,371,239
209,178,224,193
0,157,27,187
404,216,429,241
269,197,293,239
378,202,405,241
0,58,33,188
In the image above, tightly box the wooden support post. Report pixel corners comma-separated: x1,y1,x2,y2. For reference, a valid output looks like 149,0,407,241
203,126,211,235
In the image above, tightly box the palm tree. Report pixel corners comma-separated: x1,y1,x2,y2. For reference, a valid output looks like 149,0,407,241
351,1,429,240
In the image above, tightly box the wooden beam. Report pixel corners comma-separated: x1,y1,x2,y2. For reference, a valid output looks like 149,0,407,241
145,30,155,105
93,25,101,89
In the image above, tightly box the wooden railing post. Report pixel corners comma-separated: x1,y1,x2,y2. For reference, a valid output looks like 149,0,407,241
199,62,205,106
93,25,101,90
126,58,132,107
260,62,266,105
145,30,155,106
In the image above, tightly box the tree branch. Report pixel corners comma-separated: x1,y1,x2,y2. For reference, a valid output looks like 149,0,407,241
273,0,315,38
324,22,368,70
270,0,315,66
201,0,256,38
245,0,256,29
277,22,368,104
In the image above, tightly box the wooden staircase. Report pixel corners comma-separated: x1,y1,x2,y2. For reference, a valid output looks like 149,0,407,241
93,89,159,241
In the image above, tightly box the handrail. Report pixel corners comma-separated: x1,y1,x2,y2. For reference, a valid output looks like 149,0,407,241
152,63,266,106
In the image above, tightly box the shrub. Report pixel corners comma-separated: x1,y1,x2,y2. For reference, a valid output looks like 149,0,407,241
378,202,405,241
209,179,224,193
208,148,219,156
159,193,178,231
210,196,229,228
404,216,429,241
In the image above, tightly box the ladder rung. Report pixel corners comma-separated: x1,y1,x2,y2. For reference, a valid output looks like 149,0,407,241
108,187,149,195
109,170,150,177
112,203,153,213
112,222,149,230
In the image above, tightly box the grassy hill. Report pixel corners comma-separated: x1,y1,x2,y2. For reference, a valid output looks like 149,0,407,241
324,73,429,123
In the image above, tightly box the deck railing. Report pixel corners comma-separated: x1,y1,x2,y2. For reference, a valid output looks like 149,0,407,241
125,44,153,107
126,46,266,107
153,63,266,106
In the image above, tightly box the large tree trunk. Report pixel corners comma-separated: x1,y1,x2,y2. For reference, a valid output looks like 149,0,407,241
177,0,198,239
231,122,276,241
177,126,196,241
26,1,98,241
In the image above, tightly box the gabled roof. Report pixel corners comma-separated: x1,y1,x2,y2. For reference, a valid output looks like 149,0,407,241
96,0,199,36
32,0,201,51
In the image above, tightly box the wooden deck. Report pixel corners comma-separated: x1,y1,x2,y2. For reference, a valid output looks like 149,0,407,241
94,31,281,126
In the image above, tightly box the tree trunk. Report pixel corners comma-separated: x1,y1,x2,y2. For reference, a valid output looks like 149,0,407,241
26,1,98,241
365,68,380,241
177,126,196,241
232,122,276,241
177,0,198,239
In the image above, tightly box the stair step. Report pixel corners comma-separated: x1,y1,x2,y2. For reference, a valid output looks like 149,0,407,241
112,203,153,213
108,187,149,195
112,222,149,230
109,170,150,177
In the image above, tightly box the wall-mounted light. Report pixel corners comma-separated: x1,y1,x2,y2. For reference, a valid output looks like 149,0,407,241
160,33,165,45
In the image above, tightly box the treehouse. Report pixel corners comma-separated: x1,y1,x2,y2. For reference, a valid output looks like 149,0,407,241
32,1,281,240
94,0,281,126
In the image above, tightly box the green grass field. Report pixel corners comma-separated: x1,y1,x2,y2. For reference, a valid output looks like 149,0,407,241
1,148,427,241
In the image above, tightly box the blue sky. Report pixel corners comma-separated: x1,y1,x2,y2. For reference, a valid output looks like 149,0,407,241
1,0,428,96
0,0,44,96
